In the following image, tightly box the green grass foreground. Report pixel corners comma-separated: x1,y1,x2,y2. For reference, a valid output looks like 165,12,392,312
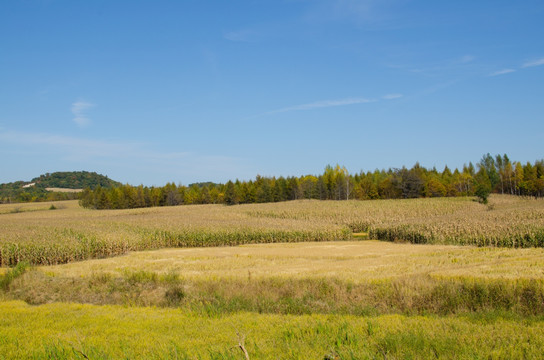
1,300,543,359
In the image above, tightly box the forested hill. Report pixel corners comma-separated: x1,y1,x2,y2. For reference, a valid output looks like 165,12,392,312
31,171,121,189
0,171,121,203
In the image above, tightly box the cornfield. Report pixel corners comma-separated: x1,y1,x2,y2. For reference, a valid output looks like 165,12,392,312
245,195,544,247
1,194,543,266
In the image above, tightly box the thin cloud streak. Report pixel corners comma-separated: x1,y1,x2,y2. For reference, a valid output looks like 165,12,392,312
223,29,257,42
71,100,94,127
0,130,140,159
459,55,475,64
489,69,516,77
487,57,543,77
268,97,376,115
0,130,191,161
382,93,403,100
522,57,544,68
244,93,403,120
303,0,401,30
0,129,247,184
397,54,477,77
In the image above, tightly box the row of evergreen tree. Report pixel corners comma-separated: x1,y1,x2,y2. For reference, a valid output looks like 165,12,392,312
79,154,544,210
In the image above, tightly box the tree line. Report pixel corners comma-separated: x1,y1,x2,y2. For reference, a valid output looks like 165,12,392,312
0,183,80,204
78,154,544,210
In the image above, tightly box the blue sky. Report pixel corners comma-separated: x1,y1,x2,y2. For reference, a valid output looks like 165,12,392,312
1,0,543,185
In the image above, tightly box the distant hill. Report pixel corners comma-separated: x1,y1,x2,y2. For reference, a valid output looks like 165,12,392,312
0,171,121,203
188,181,220,188
31,171,121,190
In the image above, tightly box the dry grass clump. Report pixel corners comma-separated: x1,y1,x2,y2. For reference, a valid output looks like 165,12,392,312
7,267,544,317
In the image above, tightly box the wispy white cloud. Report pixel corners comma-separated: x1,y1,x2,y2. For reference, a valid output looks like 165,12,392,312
0,130,137,159
489,68,516,77
0,129,248,184
396,54,477,77
223,29,258,42
413,80,460,98
0,130,196,162
304,0,395,28
382,93,403,100
330,0,375,22
522,57,544,68
247,93,404,119
459,55,475,64
71,100,94,127
486,57,543,77
268,97,376,115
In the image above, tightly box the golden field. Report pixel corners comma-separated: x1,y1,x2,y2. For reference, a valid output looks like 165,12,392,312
1,195,544,358
43,240,544,282
1,195,543,266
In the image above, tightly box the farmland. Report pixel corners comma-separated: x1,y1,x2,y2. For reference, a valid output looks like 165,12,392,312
1,195,544,358
1,195,544,266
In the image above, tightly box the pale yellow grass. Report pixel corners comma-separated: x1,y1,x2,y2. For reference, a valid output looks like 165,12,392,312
45,187,83,192
0,200,69,215
44,240,544,283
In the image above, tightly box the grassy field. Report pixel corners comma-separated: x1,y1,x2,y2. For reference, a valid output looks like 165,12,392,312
1,240,544,358
1,300,543,359
1,240,538,319
41,240,544,281
1,195,544,358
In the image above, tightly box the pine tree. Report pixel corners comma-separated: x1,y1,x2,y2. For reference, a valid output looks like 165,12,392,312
224,181,238,205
